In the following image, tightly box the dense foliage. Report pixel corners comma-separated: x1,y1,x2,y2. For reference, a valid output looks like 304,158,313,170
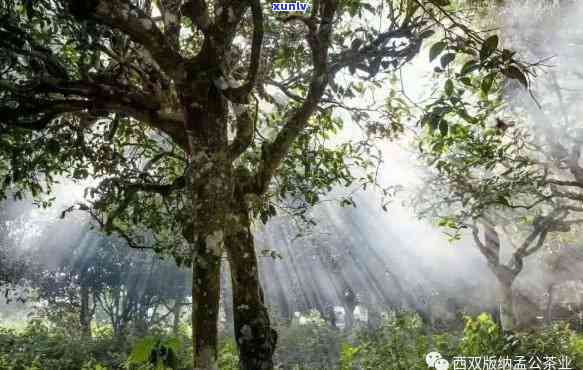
0,312,582,370
1,0,582,368
341,313,583,370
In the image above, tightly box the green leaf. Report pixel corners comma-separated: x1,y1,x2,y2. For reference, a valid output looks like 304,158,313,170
432,0,450,6
445,79,454,96
440,53,456,68
501,65,528,88
457,109,477,124
429,42,447,62
460,60,479,75
480,73,496,95
501,48,516,61
418,29,435,39
479,35,498,61
421,112,442,131
260,211,269,224
459,77,472,86
439,119,448,136
350,38,364,50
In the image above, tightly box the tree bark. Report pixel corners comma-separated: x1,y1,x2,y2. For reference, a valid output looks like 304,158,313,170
367,306,382,330
344,307,355,331
221,262,235,335
80,284,92,337
545,284,555,325
191,238,222,370
180,65,230,369
225,198,277,370
498,278,515,332
474,224,519,332
173,300,182,336
342,288,356,331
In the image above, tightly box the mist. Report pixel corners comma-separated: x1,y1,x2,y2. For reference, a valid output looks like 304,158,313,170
2,0,583,368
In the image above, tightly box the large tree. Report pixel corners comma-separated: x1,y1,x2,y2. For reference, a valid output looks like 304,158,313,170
0,0,525,367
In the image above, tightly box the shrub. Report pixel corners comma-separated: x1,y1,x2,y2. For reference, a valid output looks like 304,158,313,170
126,336,181,370
459,314,583,368
275,311,344,369
340,311,457,370
218,338,239,370
514,323,583,369
1,312,581,369
458,313,515,355
340,312,583,370
0,320,116,370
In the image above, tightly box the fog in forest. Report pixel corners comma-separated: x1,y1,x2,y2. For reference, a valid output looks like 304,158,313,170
0,0,580,336
1,0,583,369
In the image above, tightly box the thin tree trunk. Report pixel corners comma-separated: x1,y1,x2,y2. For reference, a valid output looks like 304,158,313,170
498,278,515,332
342,288,356,331
225,199,277,370
80,284,91,337
367,307,381,330
173,300,182,336
479,225,518,332
344,307,355,331
545,284,555,325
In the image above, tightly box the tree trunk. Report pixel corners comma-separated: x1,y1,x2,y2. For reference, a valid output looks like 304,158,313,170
498,278,515,332
342,288,356,331
221,262,234,335
545,284,555,325
479,225,518,332
367,306,382,330
225,199,277,370
490,306,501,327
344,307,355,331
325,303,337,329
80,285,92,337
173,300,182,336
179,62,231,369
191,238,222,370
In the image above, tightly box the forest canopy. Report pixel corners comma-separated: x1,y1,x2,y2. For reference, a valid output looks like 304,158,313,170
1,0,582,370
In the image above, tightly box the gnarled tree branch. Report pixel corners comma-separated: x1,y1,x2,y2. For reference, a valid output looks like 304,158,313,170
68,0,185,80
223,0,264,103
0,78,187,148
254,0,338,194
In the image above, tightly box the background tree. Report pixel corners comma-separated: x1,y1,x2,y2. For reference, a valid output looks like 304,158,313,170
3,212,192,340
0,0,528,368
0,197,49,306
412,0,583,332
